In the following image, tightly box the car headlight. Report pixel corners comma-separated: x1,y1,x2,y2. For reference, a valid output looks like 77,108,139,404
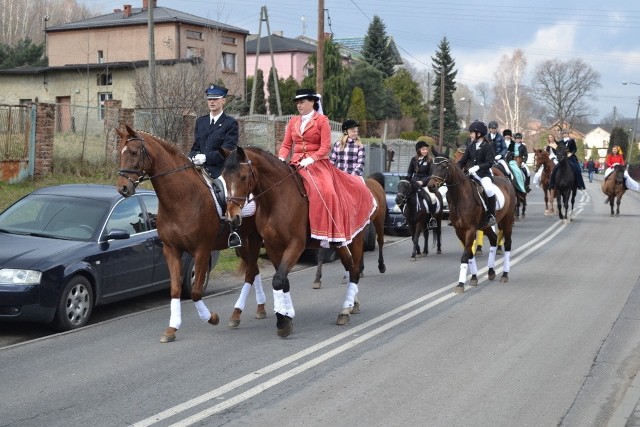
390,204,402,213
0,269,42,285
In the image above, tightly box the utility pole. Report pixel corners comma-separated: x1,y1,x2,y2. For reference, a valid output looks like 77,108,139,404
148,1,157,134
316,0,324,95
250,6,281,115
629,97,640,165
438,65,445,151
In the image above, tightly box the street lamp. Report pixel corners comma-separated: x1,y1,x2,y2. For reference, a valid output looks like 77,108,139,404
622,81,640,165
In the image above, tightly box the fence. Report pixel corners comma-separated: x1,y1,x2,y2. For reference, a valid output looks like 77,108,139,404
0,104,31,160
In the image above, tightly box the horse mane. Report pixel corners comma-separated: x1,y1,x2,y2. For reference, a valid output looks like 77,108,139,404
137,130,188,159
367,172,385,189
224,145,290,174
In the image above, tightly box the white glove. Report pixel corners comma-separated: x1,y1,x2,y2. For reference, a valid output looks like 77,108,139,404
299,157,315,168
192,154,206,165
468,165,480,174
278,157,286,162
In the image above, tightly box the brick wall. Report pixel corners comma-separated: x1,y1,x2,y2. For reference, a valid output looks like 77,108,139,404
34,103,55,178
104,99,134,164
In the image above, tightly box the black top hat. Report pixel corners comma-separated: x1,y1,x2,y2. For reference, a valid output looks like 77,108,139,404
293,88,319,102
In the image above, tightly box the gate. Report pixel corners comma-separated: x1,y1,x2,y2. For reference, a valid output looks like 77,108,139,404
0,104,36,183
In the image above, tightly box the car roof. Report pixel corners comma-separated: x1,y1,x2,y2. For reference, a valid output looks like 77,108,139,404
30,184,155,203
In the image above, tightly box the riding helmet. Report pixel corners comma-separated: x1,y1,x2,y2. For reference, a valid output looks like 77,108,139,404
342,119,359,133
469,120,488,136
415,140,429,152
488,120,499,129
514,132,523,139
503,129,512,137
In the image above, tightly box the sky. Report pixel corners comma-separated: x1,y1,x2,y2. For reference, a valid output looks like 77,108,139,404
81,0,640,124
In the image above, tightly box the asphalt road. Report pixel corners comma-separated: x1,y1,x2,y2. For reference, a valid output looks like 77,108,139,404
1,179,640,427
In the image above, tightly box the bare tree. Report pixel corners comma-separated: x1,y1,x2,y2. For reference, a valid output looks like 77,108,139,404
133,61,207,143
492,49,531,132
531,58,601,128
474,82,490,122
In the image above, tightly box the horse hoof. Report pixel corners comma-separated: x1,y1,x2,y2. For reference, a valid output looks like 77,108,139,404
610,213,614,217
276,313,293,338
255,304,267,319
208,313,220,325
475,248,483,256
437,249,442,254
496,248,503,255
228,308,242,328
336,312,350,325
488,268,496,280
312,280,322,289
351,300,360,315
500,274,509,283
359,272,364,278
160,327,177,343
410,257,416,262
454,284,465,294
522,214,526,218
379,264,386,274
469,277,478,287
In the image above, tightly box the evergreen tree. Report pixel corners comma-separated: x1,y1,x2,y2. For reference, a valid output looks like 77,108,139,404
430,37,459,149
0,39,46,68
385,68,428,132
347,62,388,121
362,16,395,78
347,87,367,135
252,69,267,114
610,127,630,157
304,37,350,119
268,69,299,115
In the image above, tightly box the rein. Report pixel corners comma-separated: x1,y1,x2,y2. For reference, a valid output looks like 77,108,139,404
226,160,302,209
118,136,194,188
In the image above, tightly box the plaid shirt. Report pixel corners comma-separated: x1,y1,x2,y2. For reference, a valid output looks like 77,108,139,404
329,139,365,176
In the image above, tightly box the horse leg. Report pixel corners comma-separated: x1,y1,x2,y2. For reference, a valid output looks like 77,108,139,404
191,249,219,324
455,228,476,293
468,257,478,287
229,233,266,327
376,223,386,273
500,226,513,283
616,195,622,216
336,241,362,326
422,227,429,257
483,227,498,280
270,244,300,338
313,248,325,289
436,220,442,255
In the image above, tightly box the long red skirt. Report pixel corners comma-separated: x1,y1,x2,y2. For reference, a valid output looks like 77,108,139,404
298,159,374,245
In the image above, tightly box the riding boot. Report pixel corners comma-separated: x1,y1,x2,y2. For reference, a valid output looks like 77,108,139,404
486,195,497,226
525,175,531,193
421,189,438,229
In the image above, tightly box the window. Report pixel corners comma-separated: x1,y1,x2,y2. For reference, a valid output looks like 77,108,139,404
186,46,204,59
107,197,147,236
98,50,104,64
186,30,203,40
304,67,314,77
221,36,236,45
221,52,236,73
97,73,112,86
98,92,113,120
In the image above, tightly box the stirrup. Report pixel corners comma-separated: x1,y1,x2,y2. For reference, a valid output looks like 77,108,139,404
428,217,437,229
228,231,242,248
487,214,496,226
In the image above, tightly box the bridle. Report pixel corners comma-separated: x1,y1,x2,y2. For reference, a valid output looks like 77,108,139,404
117,136,194,188
429,156,453,188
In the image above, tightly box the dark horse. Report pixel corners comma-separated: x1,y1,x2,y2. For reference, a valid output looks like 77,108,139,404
222,146,380,337
601,164,627,216
427,154,516,293
312,172,387,289
395,179,443,260
116,126,265,342
533,149,555,216
552,146,577,222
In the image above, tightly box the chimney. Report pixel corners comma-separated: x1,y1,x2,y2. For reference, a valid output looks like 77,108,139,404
272,31,283,37
123,4,132,17
142,0,157,9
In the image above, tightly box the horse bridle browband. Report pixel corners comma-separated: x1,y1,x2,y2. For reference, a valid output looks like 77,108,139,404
118,136,194,188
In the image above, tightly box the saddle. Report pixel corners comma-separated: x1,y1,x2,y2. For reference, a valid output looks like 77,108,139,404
195,166,227,215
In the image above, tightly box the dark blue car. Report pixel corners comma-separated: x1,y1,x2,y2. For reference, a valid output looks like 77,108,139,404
0,184,207,331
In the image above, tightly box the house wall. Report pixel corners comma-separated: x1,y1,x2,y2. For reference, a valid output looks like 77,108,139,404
246,51,311,82
584,127,610,163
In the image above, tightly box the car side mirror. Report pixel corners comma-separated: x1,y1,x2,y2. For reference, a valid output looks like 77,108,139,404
101,228,130,242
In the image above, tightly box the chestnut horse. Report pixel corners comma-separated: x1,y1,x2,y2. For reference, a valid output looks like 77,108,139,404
601,164,627,216
116,126,265,343
533,149,555,216
222,146,376,337
395,179,443,260
312,172,387,289
428,154,516,293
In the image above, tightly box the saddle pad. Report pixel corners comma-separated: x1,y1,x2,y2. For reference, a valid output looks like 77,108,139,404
491,184,506,211
416,189,441,212
205,175,256,218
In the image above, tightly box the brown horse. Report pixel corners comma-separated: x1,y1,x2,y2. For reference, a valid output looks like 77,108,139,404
601,164,627,216
221,146,375,337
116,126,265,342
533,149,555,216
312,172,387,289
427,154,516,293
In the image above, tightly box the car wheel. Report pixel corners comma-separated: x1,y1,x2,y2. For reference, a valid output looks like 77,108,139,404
363,223,376,252
52,276,94,331
181,254,213,299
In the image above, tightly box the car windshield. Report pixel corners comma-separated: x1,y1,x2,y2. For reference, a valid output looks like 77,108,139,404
384,175,402,193
0,194,108,241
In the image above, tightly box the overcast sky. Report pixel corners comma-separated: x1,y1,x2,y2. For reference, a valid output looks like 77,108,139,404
83,0,640,123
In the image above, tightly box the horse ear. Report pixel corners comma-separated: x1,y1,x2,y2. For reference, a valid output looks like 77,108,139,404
219,147,232,159
115,127,124,138
125,125,136,138
431,146,438,158
444,147,450,158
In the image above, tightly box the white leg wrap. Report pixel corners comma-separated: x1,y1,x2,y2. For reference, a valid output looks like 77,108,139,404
273,289,283,314
169,298,182,329
468,257,477,275
282,292,295,318
194,299,211,321
234,283,251,311
458,263,468,284
253,274,266,305
503,251,511,273
343,282,359,309
488,246,497,268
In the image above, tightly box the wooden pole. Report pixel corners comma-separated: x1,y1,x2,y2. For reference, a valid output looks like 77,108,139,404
316,0,324,95
439,65,445,151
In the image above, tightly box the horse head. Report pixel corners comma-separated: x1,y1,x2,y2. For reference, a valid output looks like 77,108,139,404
395,180,412,206
427,156,452,193
221,146,256,227
116,125,152,197
533,149,548,172
614,164,626,184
